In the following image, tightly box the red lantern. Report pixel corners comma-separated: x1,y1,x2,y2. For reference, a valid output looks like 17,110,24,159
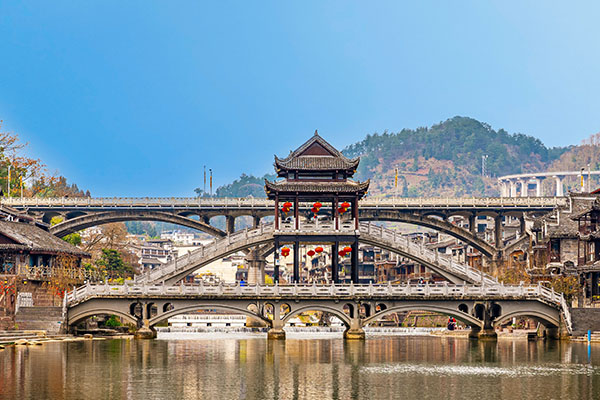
313,202,322,209
282,206,290,213
341,201,350,209
307,250,315,257
338,207,347,214
281,247,290,257
283,201,292,208
343,246,352,253
315,246,324,254
338,250,346,257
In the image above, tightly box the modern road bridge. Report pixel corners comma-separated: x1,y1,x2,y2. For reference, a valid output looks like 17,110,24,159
498,170,600,197
65,282,571,340
2,196,565,258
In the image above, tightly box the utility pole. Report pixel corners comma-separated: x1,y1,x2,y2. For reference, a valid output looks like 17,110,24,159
203,165,206,195
209,169,213,196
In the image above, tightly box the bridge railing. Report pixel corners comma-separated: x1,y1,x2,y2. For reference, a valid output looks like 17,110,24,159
67,282,565,306
0,196,566,208
359,222,498,285
142,223,276,283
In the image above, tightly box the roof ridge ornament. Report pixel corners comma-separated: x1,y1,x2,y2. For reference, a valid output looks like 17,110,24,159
314,129,318,136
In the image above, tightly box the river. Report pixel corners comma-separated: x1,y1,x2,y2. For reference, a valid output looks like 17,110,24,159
0,333,598,400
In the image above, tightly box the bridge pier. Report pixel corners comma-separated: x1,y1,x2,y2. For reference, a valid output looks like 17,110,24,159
226,216,235,234
344,316,365,340
267,302,286,340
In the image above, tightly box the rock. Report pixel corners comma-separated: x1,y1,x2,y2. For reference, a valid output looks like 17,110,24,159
83,334,93,339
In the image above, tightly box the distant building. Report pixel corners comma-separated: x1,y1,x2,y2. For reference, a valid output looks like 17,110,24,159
139,239,175,272
160,230,197,245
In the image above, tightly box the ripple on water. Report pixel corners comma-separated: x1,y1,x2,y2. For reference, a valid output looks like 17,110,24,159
361,363,599,377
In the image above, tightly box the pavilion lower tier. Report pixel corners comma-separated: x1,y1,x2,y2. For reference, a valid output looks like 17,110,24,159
274,234,359,284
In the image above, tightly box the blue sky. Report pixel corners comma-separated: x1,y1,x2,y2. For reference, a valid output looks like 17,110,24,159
1,2,599,196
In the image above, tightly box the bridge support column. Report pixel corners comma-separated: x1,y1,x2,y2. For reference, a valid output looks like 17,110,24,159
332,241,339,283
267,303,285,340
542,326,559,340
519,215,526,236
494,215,503,247
554,176,564,197
226,216,235,234
344,313,365,340
509,180,517,197
469,302,497,340
468,214,476,235
253,215,261,228
135,305,156,339
245,249,266,285
535,178,544,197
520,179,528,197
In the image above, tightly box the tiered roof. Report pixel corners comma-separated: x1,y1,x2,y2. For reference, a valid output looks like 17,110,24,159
273,131,360,176
265,131,369,199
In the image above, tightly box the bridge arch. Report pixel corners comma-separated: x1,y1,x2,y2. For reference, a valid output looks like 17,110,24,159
494,310,559,329
361,213,496,258
361,304,483,328
68,308,138,327
148,303,271,327
50,211,226,238
280,304,351,328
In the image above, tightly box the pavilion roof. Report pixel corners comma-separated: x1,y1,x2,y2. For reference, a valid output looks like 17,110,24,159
265,179,369,198
274,131,360,173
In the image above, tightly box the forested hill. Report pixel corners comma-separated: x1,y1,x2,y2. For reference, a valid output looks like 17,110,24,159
342,116,570,197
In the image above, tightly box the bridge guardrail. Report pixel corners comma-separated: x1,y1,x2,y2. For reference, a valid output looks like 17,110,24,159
67,282,565,306
1,196,566,209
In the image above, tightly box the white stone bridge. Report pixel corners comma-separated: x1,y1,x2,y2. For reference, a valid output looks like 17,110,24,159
65,282,572,340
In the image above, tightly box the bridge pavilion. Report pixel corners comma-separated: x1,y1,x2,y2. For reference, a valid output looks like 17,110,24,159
265,131,369,284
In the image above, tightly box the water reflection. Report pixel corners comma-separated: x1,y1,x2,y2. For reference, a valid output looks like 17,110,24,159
0,336,599,400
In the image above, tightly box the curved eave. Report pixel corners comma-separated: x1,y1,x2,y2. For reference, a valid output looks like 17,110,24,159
273,155,360,173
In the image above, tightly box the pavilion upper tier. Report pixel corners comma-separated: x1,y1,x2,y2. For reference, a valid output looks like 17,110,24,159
265,131,369,200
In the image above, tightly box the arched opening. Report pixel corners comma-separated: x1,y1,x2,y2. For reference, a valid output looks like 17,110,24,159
361,304,371,318
163,303,174,313
280,306,351,328
458,303,469,314
130,302,143,319
146,302,158,319
490,303,502,320
148,304,270,328
473,304,485,320
343,303,355,319
362,305,482,330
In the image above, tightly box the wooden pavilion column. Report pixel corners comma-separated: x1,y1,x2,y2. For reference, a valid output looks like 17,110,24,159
352,198,359,230
293,240,300,283
334,196,339,230
294,195,299,230
351,238,359,283
274,237,280,284
275,194,280,230
331,241,339,283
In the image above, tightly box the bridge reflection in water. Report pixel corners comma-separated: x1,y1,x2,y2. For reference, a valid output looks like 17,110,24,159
0,337,598,399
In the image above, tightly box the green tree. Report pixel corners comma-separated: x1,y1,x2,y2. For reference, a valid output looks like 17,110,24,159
96,249,135,278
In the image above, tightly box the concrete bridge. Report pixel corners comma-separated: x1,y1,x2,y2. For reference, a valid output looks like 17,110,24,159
1,196,565,258
498,170,600,197
65,282,571,340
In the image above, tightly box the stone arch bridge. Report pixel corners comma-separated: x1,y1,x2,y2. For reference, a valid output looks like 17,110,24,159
65,281,571,340
136,221,499,286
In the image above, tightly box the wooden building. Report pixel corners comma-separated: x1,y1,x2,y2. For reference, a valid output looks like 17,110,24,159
265,131,369,283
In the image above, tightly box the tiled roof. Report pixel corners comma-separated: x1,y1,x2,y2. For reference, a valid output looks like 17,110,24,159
274,132,359,172
0,220,89,257
265,179,370,195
